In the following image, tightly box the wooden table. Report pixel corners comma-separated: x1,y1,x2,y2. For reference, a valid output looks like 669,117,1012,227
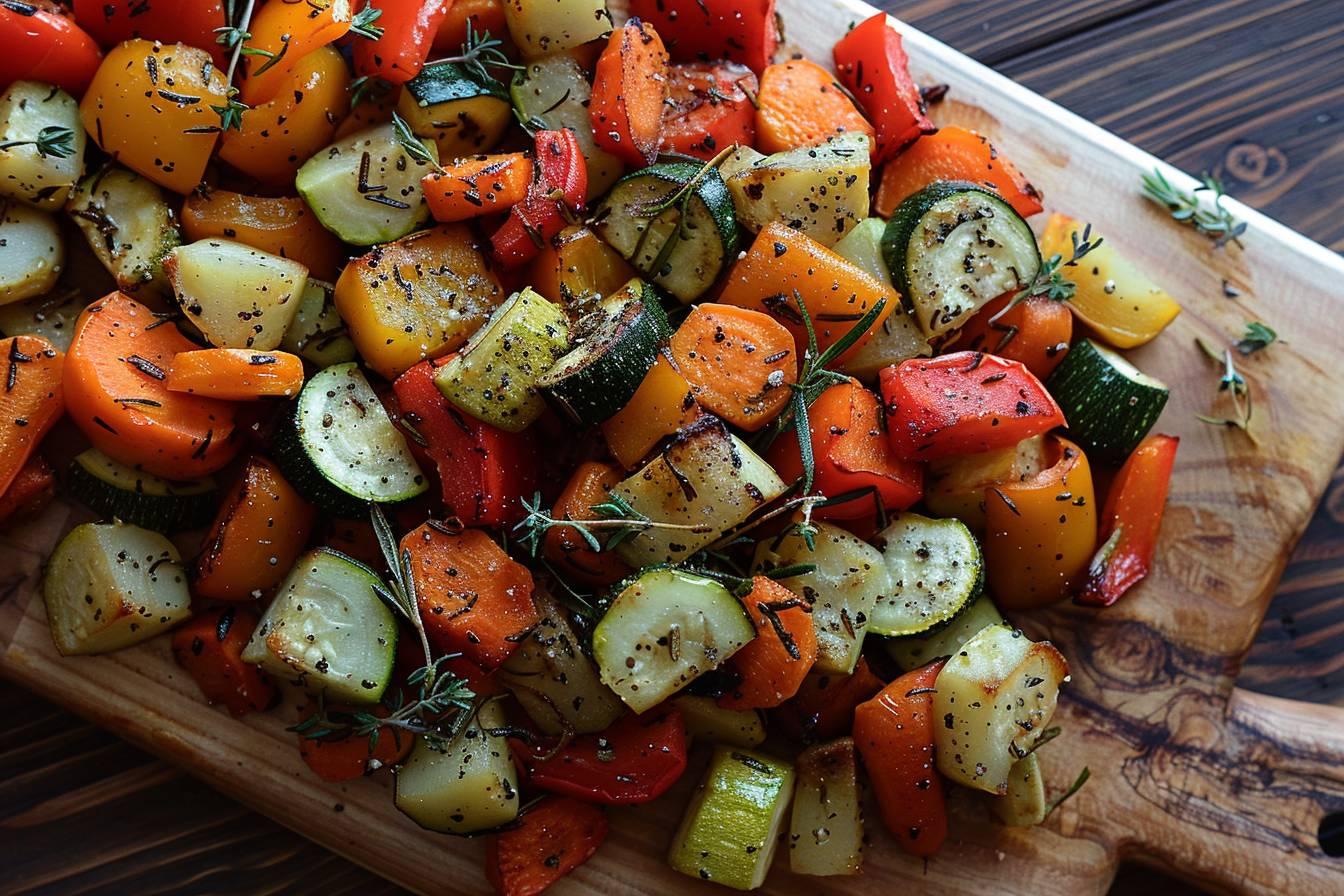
3,1,1341,893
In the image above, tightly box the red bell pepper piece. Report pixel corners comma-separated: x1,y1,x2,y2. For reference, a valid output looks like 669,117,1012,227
392,358,538,527
880,351,1065,461
768,380,923,521
832,13,934,163
2,1,103,95
852,660,947,857
626,0,778,75
658,61,757,160
773,657,884,743
485,796,608,896
491,128,587,267
519,710,688,805
0,454,54,526
72,0,229,66
170,607,277,718
1077,433,1179,607
352,0,452,85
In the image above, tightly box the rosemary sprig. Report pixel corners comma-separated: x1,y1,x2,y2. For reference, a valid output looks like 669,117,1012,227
1235,321,1277,355
622,146,737,278
349,1,385,40
1194,337,1257,441
0,125,76,159
391,110,444,172
441,21,525,87
512,491,714,558
1044,766,1091,818
681,562,818,597
1141,168,1247,249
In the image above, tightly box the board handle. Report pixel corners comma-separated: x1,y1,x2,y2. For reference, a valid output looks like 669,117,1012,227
1129,688,1344,894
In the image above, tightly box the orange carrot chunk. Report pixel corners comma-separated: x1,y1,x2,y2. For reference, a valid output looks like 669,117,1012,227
668,303,797,431
0,334,64,496
171,607,278,717
719,577,817,710
590,18,670,167
874,125,1043,218
165,349,305,400
544,461,631,588
423,152,534,223
755,58,876,155
0,454,55,526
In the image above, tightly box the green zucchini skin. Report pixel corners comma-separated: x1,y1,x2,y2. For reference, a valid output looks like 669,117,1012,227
881,180,1041,337
1047,338,1170,462
537,279,670,425
66,449,218,532
870,513,984,638
405,60,509,106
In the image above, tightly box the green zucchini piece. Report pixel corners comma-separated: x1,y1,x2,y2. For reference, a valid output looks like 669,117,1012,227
536,278,668,425
397,61,512,159
0,203,62,303
885,590,1006,673
881,181,1040,337
869,512,983,637
275,362,427,515
67,448,218,532
240,548,398,704
295,123,436,246
433,288,571,432
594,161,738,303
0,80,86,209
593,567,753,714
510,55,622,200
669,746,796,890
394,701,520,834
994,752,1049,827
279,279,357,367
671,695,767,748
1047,337,1170,463
833,217,930,380
42,521,191,655
66,164,179,295
790,738,864,876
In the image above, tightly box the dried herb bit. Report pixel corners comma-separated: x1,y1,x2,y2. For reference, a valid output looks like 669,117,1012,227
919,83,949,106
1141,168,1247,249
1195,337,1256,441
0,125,76,159
349,1,385,40
511,491,713,558
1235,321,1277,356
1044,766,1090,818
391,111,443,172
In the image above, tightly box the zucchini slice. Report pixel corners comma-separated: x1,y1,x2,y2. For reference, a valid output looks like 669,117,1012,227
671,695,767,748
279,279,357,367
510,55,623,200
536,278,668,425
881,181,1041,337
869,513,983,637
885,590,1005,673
66,164,179,295
0,203,63,304
275,362,427,515
610,418,787,565
42,521,191,655
833,218,931,380
166,239,309,351
669,746,795,890
594,161,738,303
593,567,753,714
67,448,218,532
1047,338,1170,463
432,288,571,432
394,701,520,835
397,61,512,159
0,80,86,209
994,752,1049,827
240,548,398,704
295,123,436,246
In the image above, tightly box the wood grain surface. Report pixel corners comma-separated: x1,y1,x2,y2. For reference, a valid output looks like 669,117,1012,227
3,1,1343,895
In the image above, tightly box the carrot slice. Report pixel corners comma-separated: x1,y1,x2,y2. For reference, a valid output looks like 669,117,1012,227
719,576,817,710
544,460,630,588
590,18,670,167
668,303,796,431
64,293,239,478
956,293,1073,380
297,703,416,782
171,607,278,717
181,190,346,282
773,656,883,742
755,58,875,155
485,796,608,896
601,351,703,469
403,523,539,672
0,335,63,496
874,126,1043,218
165,349,305,400
423,153,533,223
0,454,55,526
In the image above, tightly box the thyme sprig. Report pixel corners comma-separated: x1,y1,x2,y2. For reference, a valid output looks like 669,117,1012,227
512,491,715,558
1024,223,1104,302
349,1,385,40
0,125,76,159
681,562,819,597
1195,337,1257,442
1141,168,1247,249
289,506,476,754
441,21,525,86
211,0,258,131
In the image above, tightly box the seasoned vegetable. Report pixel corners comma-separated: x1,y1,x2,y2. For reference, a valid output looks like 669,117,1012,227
0,204,63,303
669,303,796,432
171,607,277,717
522,709,688,805
352,0,453,85
397,60,512,159
421,152,532,223
721,133,871,246
0,334,62,496
870,513,983,637
627,0,778,74
490,128,587,267
528,223,640,314
874,126,1043,219
541,460,630,586
885,591,1006,673
660,62,757,160
240,0,353,105
773,659,882,743
43,521,191,655
609,418,787,565
165,349,305,401
510,55,623,200
957,292,1074,381
590,18,670,167
672,695,767,748
832,218,930,379
932,624,1068,794
668,746,795,890
994,752,1049,827
2,2,102,95
67,448,217,533
0,80,86,208
485,797,608,896
593,567,753,713
602,352,703,469
166,239,308,351
241,548,398,705
1048,337,1170,462
500,0,613,59
180,189,345,283
394,701,519,834
924,435,1047,532
832,14,933,162
66,164,179,295
718,576,817,710
755,58,875,155
789,738,863,876
280,280,357,367
433,288,571,432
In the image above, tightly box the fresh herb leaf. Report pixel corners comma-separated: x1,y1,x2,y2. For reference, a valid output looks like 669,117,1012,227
390,110,443,171
441,21,524,87
1142,168,1247,249
1235,321,1277,355
1024,223,1103,304
1194,337,1256,441
349,1,385,40
511,491,713,558
1044,766,1090,818
0,125,76,159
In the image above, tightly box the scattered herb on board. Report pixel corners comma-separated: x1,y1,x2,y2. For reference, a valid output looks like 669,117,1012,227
1044,767,1091,818
1195,337,1257,441
1141,168,1247,249
1235,321,1278,355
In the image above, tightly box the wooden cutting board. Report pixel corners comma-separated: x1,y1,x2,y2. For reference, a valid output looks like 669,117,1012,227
3,1,1344,893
